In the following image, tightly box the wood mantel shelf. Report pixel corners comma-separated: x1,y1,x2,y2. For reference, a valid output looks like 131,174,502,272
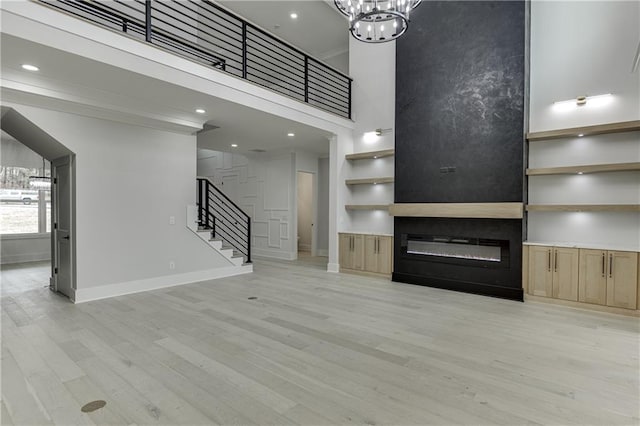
345,177,394,185
345,149,395,161
345,204,390,211
388,203,524,219
527,120,640,141
526,162,640,176
526,204,640,212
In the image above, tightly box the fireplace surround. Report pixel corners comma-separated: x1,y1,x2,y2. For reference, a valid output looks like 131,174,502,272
393,1,526,301
394,218,523,301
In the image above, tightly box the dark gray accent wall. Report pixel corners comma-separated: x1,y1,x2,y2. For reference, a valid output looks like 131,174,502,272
393,1,526,301
395,1,525,203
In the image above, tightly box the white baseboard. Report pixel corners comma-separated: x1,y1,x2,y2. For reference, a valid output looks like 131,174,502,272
252,248,296,261
316,249,328,257
327,262,340,273
0,253,51,265
73,264,252,303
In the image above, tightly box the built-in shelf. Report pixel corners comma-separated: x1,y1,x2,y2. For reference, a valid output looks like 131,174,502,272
526,162,640,176
389,203,524,219
345,204,390,211
526,120,640,141
345,149,395,161
345,177,394,185
526,204,640,212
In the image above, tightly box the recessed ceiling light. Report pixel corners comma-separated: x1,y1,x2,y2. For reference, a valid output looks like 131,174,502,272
195,108,206,114
577,172,584,175
21,64,39,71
577,133,584,137
231,144,238,148
287,132,295,137
290,12,298,19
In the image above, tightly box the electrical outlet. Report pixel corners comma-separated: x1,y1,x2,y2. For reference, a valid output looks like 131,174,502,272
169,261,175,270
169,216,175,225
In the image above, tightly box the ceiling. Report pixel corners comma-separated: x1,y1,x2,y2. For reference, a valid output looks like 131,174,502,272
0,34,333,155
219,0,348,62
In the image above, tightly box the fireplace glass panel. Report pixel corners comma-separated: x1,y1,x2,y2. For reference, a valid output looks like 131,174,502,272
402,234,510,268
407,240,501,262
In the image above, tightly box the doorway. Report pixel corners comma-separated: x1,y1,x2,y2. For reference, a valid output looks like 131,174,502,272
297,171,315,257
1,107,76,300
51,155,74,297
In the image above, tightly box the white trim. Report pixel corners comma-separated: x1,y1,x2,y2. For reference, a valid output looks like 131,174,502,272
253,248,296,261
327,262,340,273
316,249,329,257
72,265,252,303
0,252,51,265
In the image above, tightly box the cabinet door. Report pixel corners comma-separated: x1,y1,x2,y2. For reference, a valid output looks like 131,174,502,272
364,235,378,272
552,247,579,301
528,246,553,297
578,249,607,305
339,234,352,269
606,251,638,309
352,234,365,270
376,236,393,275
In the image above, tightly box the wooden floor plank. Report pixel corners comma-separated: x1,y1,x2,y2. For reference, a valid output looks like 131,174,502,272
2,257,639,425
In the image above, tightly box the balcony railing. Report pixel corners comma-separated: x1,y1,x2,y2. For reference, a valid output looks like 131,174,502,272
40,0,352,119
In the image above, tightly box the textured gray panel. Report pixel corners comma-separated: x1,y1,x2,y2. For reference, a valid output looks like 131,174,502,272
395,1,525,203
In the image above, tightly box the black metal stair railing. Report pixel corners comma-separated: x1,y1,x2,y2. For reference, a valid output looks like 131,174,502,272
39,0,352,119
197,177,250,264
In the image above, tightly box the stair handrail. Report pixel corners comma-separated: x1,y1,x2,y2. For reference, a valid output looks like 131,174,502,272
197,177,251,263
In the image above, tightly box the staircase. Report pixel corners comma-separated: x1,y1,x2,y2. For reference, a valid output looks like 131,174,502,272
187,178,252,268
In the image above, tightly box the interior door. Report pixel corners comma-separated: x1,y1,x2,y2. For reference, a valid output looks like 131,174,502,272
52,155,73,298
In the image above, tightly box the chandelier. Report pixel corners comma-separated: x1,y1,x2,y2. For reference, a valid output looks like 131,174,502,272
334,0,422,43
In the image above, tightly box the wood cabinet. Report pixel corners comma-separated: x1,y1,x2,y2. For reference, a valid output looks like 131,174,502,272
364,235,392,275
528,245,553,297
527,244,640,313
606,251,638,309
339,233,363,270
552,247,579,301
340,233,392,276
578,249,638,309
578,249,607,305
528,246,578,301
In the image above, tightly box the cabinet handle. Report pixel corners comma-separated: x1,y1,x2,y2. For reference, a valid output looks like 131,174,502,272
376,237,379,254
554,250,558,272
548,249,551,272
601,253,605,277
609,253,613,278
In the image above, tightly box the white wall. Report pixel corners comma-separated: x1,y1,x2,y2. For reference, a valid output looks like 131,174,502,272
528,1,640,250
343,37,395,236
4,103,233,296
530,1,640,131
198,149,300,260
316,157,329,256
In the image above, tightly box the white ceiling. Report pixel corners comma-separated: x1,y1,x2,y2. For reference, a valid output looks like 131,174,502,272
219,0,348,61
0,34,333,155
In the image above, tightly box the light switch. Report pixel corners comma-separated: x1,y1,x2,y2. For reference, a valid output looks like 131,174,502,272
169,216,175,225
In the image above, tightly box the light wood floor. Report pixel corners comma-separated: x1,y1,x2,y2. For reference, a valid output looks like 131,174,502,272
1,257,639,425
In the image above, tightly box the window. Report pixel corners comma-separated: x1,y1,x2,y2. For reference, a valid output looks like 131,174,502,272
0,165,51,235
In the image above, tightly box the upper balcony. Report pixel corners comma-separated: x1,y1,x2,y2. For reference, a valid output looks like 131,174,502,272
38,0,352,119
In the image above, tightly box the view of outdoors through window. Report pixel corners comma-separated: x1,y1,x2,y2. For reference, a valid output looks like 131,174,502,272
0,166,51,234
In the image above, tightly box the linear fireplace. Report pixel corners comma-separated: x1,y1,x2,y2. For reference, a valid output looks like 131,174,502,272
393,218,523,301
402,234,509,267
